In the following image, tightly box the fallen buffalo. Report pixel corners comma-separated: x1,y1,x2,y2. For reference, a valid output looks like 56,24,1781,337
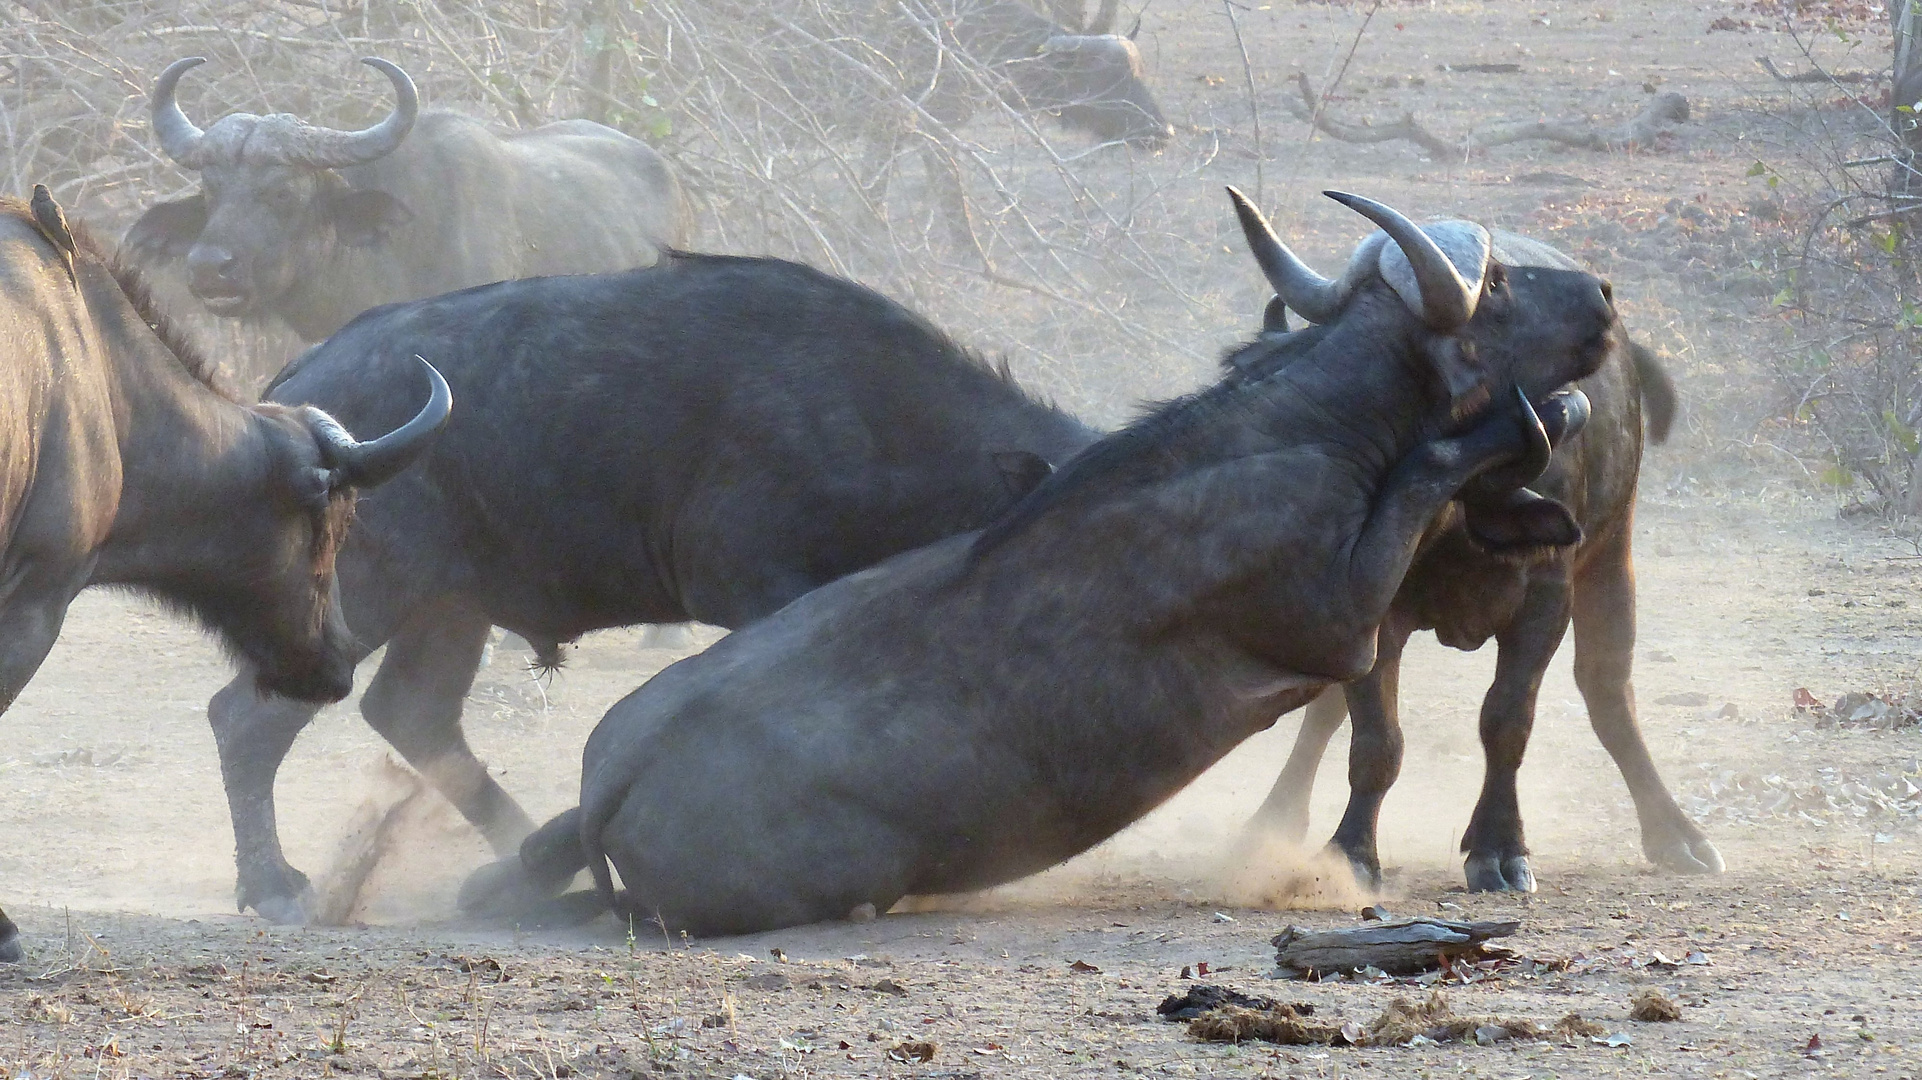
1241,232,1720,893
0,191,448,961
207,251,1099,922
462,188,1621,935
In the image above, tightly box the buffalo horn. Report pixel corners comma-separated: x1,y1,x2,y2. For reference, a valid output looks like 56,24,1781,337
1324,190,1476,331
316,356,451,489
152,57,210,167
298,58,419,167
1225,186,1344,324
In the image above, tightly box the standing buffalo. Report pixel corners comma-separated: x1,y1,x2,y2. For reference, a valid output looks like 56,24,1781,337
459,189,1620,936
204,251,1099,923
123,57,685,342
0,192,448,961
0,906,17,964
1242,234,1721,892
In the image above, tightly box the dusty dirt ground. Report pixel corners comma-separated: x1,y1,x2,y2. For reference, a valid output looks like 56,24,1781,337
6,0,1922,1077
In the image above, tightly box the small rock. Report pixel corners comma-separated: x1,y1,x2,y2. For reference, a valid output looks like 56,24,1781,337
847,902,877,923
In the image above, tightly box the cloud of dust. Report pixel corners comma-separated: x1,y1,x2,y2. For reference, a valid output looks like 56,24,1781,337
309,756,494,927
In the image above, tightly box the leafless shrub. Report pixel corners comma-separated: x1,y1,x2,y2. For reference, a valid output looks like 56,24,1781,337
3,1,1228,412
1758,16,1922,511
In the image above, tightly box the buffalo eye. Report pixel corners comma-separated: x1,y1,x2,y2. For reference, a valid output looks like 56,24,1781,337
294,466,335,515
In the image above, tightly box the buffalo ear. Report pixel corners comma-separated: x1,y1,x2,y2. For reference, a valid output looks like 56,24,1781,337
1261,295,1291,334
1463,488,1582,552
993,450,1054,499
327,188,414,248
122,194,208,266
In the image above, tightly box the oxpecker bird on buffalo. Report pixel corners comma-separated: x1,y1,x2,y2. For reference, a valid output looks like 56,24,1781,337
460,188,1623,936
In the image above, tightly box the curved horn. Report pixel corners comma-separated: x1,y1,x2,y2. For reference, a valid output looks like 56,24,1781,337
317,356,451,489
1225,186,1344,323
1324,190,1476,331
1088,0,1120,33
298,58,419,167
152,57,210,167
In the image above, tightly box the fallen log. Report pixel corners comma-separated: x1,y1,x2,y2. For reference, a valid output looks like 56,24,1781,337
1270,916,1519,978
1282,73,1689,160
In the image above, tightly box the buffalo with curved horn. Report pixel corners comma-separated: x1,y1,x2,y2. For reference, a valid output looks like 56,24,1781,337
1236,219,1715,893
458,189,1619,936
0,192,447,962
125,57,685,342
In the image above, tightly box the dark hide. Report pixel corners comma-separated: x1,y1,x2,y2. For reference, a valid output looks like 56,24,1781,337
463,196,1622,936
1243,239,1718,893
201,252,1100,923
0,195,444,948
0,905,19,964
125,60,684,342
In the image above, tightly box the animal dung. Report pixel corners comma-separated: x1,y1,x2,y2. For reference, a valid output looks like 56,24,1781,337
1179,989,1608,1048
1270,916,1520,978
1629,987,1683,1022
1155,984,1313,1022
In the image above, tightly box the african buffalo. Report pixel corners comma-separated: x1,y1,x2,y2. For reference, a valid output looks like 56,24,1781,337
458,189,1620,936
1242,233,1721,892
123,57,685,342
926,0,1174,146
0,906,17,964
0,192,448,961
202,251,1099,922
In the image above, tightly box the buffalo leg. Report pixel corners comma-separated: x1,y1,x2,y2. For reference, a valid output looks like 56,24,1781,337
0,904,21,964
1460,574,1571,892
360,609,536,853
0,560,90,714
1572,532,1723,874
210,676,329,921
1324,625,1411,888
457,806,589,918
1243,688,1351,843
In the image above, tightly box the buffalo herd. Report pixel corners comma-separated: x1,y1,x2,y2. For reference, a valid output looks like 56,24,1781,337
0,6,1719,959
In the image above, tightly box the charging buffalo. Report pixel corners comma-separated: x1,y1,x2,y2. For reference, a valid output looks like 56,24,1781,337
457,189,1620,936
123,57,685,342
203,251,1099,922
0,191,448,961
1241,232,1720,892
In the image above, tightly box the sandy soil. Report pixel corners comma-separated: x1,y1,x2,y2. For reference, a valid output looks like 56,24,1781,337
6,0,1922,1077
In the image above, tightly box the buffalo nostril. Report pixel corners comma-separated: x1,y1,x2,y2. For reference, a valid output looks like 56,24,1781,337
187,247,240,279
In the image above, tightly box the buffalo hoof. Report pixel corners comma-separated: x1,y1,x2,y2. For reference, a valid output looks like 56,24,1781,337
1328,844,1383,892
458,855,573,918
1464,853,1537,893
250,890,315,926
508,890,610,931
1646,833,1725,876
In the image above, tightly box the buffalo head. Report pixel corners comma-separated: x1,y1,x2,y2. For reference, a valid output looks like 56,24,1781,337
1226,188,1618,551
1012,33,1172,146
226,356,451,701
124,57,420,320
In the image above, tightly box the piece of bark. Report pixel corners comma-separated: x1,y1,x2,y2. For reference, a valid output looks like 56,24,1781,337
1270,917,1519,978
